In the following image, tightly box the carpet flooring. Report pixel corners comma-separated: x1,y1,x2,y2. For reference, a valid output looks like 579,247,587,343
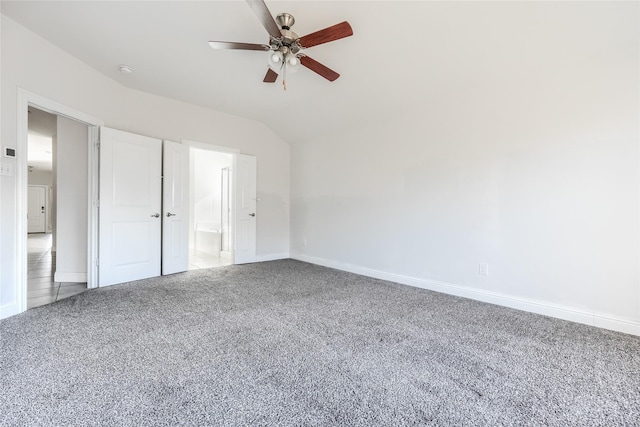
1,260,639,426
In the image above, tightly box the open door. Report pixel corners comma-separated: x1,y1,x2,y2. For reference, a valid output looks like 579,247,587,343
233,154,257,264
162,140,189,275
98,127,162,286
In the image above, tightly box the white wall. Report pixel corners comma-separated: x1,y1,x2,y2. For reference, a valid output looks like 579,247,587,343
27,169,51,186
0,15,290,318
291,8,639,334
54,116,88,282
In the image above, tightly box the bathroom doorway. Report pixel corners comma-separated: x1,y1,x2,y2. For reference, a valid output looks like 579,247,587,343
188,147,234,270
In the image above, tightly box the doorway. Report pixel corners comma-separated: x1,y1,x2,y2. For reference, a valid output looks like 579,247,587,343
26,107,89,308
16,89,103,313
189,147,234,270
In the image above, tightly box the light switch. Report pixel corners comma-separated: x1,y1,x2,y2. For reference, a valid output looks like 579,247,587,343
1,161,14,176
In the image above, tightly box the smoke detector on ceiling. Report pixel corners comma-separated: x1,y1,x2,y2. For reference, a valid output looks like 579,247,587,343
118,64,133,75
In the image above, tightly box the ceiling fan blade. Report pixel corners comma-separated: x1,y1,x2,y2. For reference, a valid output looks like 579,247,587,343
246,0,281,39
209,41,270,51
300,56,340,82
263,68,278,83
298,21,353,49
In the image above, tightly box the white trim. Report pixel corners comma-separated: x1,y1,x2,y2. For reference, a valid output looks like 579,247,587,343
19,89,103,125
593,313,640,335
290,253,640,337
53,272,87,283
182,140,240,154
87,126,99,289
16,91,29,313
256,253,290,262
0,304,20,319
16,89,104,315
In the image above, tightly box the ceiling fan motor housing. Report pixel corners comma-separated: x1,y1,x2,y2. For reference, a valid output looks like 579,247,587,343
271,13,301,54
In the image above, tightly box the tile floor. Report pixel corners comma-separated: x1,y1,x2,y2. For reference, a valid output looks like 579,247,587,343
28,234,226,308
189,250,232,270
27,233,87,309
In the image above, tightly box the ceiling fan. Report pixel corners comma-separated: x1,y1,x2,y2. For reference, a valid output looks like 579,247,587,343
209,0,353,90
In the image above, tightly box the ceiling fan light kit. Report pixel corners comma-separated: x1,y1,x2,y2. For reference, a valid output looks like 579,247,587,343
268,47,299,72
209,0,353,90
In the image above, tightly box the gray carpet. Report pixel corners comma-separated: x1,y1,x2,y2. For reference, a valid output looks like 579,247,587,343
1,260,638,426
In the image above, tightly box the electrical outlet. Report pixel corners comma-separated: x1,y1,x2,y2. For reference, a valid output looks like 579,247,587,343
303,238,308,247
478,263,489,276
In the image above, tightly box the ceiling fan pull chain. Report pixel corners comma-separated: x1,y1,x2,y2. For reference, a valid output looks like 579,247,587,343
283,61,287,91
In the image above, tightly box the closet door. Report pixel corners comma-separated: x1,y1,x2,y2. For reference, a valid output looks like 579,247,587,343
98,127,162,286
162,140,189,275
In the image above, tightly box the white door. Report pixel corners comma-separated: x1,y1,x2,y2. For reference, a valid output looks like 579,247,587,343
234,154,257,264
27,186,46,233
162,140,190,275
99,127,162,287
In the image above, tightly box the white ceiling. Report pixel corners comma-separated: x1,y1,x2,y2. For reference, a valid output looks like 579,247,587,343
2,1,636,143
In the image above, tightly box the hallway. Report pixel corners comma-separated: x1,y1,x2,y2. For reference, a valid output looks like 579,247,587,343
27,233,86,309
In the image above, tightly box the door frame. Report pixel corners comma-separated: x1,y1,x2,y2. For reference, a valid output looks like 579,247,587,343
182,140,240,264
16,89,103,313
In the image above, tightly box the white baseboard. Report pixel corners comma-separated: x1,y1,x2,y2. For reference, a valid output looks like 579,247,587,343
256,253,290,263
290,253,640,337
220,251,232,260
0,303,20,320
53,271,87,283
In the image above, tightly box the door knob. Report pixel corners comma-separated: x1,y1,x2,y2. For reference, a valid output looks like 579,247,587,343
151,213,160,218
249,213,256,217
166,212,176,217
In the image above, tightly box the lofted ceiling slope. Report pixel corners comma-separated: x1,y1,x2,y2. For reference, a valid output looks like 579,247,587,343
2,1,637,144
